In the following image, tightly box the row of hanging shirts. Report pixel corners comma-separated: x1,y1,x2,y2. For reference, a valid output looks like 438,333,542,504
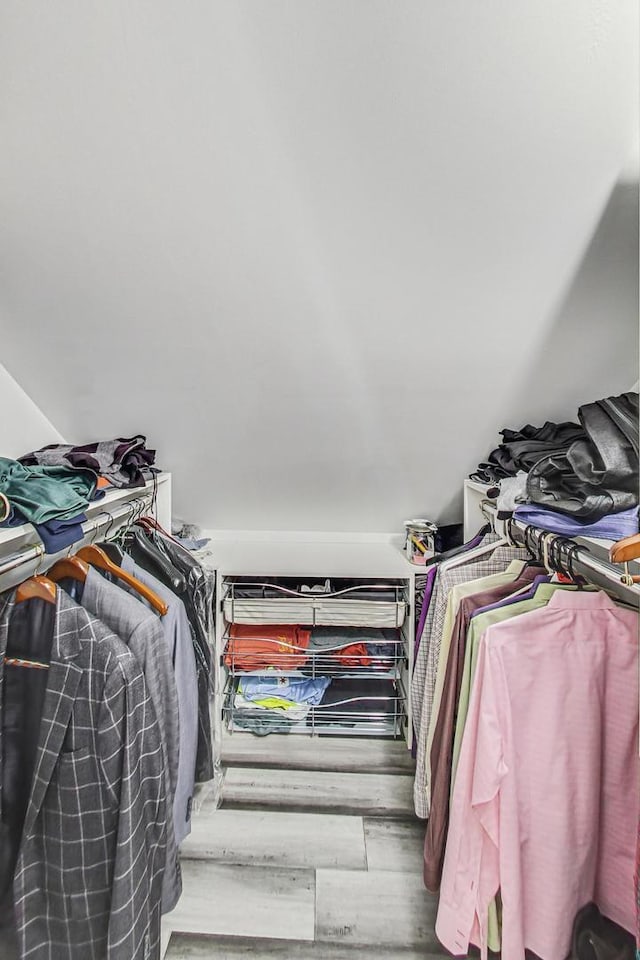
411,520,639,960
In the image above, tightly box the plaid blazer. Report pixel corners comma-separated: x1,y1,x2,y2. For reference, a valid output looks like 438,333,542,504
0,590,167,960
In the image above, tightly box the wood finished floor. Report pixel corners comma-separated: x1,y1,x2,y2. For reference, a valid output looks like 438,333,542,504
164,733,451,959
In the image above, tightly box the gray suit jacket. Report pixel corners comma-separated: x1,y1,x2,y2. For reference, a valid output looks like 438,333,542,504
76,567,182,913
120,556,198,845
0,590,166,960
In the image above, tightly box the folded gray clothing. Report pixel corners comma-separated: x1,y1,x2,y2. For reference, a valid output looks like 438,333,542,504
494,471,530,514
309,627,399,650
232,713,299,736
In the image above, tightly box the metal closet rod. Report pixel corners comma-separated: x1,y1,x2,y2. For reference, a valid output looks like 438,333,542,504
0,493,154,581
504,514,640,607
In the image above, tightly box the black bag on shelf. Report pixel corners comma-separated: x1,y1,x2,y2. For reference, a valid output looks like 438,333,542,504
567,903,635,960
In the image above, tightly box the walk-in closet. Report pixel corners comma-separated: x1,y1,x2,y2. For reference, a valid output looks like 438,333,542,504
0,2,639,959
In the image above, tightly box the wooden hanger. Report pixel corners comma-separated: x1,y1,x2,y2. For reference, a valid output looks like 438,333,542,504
136,516,181,545
609,533,640,585
15,575,56,605
77,544,169,615
610,533,640,564
7,576,56,669
48,556,90,583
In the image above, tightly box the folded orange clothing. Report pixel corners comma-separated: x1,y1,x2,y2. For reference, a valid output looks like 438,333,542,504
334,643,372,667
225,624,311,670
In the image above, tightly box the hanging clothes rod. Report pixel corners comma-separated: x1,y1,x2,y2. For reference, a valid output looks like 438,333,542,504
0,492,154,585
503,511,640,608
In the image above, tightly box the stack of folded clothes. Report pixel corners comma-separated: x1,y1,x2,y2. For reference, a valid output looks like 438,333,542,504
232,676,330,735
471,392,640,535
224,624,311,670
302,626,401,676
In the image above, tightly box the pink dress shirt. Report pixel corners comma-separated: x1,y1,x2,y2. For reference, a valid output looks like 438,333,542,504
436,590,639,960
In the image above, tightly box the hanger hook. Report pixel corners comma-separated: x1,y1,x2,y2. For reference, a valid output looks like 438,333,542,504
504,516,515,547
540,531,554,574
88,511,108,546
102,509,117,542
33,543,45,576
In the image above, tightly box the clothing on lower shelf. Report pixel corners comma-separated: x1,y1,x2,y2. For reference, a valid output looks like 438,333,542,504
313,677,398,723
225,624,311,670
239,675,330,706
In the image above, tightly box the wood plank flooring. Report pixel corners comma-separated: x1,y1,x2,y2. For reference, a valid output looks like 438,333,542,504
164,733,448,959
222,730,415,774
222,766,415,818
180,807,367,870
167,934,448,959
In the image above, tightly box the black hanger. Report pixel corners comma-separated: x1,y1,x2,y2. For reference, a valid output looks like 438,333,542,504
522,525,544,568
100,541,124,565
124,528,186,594
566,543,587,590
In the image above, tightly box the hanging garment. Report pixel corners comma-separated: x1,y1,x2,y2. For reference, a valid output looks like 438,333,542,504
0,458,97,524
114,557,199,844
423,559,531,783
411,530,499,762
136,533,216,784
62,567,182,913
436,591,638,960
19,436,156,489
413,541,528,819
423,566,544,894
0,590,167,960
450,581,595,787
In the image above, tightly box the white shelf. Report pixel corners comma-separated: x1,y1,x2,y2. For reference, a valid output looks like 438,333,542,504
203,532,421,579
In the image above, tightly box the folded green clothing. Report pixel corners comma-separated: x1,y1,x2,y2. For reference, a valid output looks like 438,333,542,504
0,457,97,523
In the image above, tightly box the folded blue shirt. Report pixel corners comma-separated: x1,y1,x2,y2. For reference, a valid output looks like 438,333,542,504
513,504,639,540
1,504,87,553
239,676,330,706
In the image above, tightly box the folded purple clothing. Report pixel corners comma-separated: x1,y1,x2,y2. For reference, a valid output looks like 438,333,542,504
513,504,639,540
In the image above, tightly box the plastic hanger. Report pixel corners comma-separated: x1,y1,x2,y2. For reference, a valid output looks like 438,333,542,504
136,515,180,544
77,544,169,615
441,501,506,570
124,528,186,594
609,533,640,585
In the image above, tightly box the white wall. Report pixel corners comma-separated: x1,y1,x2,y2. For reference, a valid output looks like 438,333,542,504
0,363,64,460
0,1,637,531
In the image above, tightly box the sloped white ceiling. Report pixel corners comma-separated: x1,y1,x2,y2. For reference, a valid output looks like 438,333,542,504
0,1,638,531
